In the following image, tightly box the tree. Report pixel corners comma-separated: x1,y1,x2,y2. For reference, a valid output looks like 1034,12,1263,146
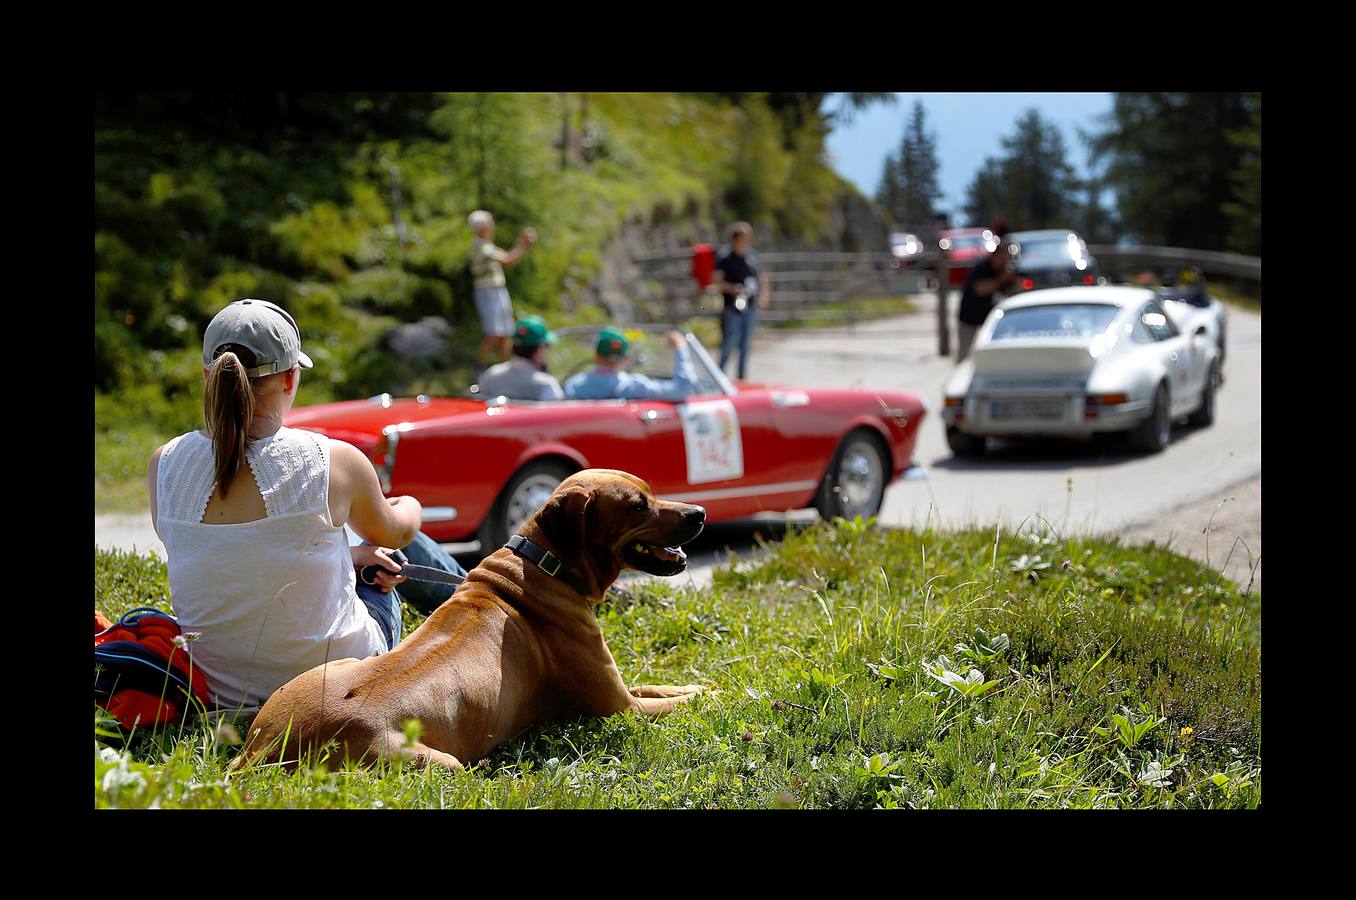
875,100,943,228
1087,92,1257,251
1222,93,1261,256
710,92,895,146
963,109,1078,230
963,160,1007,228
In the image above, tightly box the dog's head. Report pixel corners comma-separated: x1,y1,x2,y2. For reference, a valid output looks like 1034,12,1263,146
527,469,706,598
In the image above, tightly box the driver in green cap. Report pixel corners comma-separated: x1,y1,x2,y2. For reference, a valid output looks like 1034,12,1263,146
476,316,565,401
563,328,699,401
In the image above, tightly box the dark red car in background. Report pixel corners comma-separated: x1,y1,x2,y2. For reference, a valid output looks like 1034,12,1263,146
890,227,1000,288
937,227,1000,287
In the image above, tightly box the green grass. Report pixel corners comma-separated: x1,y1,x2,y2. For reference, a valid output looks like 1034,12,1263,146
95,518,1260,808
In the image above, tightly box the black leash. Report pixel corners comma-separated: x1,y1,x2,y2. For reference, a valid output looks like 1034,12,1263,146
360,548,465,587
360,538,588,597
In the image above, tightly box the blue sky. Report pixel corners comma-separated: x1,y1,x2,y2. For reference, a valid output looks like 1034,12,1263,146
826,92,1115,223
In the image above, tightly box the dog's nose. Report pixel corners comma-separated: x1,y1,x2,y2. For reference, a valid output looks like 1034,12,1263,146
685,506,706,526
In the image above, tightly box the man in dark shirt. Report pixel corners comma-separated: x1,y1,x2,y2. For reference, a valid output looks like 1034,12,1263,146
956,238,1018,360
711,221,770,380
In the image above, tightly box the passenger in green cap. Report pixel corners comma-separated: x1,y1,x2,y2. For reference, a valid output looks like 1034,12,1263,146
476,315,565,401
563,328,699,401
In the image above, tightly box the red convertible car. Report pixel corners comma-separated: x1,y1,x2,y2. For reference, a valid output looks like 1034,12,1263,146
285,325,928,549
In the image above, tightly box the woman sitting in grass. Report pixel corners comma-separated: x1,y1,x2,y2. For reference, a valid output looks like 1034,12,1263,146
147,298,465,712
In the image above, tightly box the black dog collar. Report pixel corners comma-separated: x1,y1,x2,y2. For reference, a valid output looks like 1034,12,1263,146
505,535,591,597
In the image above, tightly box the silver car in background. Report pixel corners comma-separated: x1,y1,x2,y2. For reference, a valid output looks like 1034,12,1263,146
941,286,1221,456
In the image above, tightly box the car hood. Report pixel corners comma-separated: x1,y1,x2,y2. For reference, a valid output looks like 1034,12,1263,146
285,396,487,445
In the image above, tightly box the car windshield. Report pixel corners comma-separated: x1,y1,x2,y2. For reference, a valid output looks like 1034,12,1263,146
990,304,1120,341
550,327,728,398
945,236,989,251
1015,237,1080,262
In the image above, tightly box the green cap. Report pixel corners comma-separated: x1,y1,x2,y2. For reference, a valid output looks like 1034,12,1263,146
596,327,629,360
513,316,557,349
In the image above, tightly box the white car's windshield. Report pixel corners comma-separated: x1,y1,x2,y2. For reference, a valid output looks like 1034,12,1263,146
990,304,1120,341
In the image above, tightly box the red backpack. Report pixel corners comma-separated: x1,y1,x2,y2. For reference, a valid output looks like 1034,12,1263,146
95,607,213,731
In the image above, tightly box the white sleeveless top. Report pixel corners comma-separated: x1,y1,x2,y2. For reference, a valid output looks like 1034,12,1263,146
154,426,387,709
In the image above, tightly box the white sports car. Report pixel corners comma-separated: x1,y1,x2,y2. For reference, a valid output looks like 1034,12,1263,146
1156,283,1228,367
942,286,1222,455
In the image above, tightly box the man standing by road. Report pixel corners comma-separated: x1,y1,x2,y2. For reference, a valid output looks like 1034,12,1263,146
710,222,770,380
477,316,565,401
564,328,700,401
468,209,536,372
956,236,1018,360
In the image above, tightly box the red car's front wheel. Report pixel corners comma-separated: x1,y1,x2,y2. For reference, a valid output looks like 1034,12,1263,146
814,430,889,523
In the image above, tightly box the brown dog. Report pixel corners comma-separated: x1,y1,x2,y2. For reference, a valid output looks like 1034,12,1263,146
232,469,708,772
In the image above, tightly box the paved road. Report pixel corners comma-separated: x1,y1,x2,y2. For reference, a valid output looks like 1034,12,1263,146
96,294,1261,591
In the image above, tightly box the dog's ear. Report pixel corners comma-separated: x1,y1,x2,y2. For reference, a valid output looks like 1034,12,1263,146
534,484,592,563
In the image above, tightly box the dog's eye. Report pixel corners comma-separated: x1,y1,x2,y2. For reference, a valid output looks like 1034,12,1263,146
632,498,649,512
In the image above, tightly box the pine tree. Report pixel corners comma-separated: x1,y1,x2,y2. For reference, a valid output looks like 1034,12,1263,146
1087,92,1256,250
1222,93,1261,256
963,109,1078,231
875,100,943,228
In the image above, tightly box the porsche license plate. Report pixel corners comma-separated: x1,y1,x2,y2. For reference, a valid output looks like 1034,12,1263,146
991,399,1066,420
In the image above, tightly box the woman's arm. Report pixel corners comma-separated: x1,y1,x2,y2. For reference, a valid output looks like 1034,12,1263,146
329,440,421,548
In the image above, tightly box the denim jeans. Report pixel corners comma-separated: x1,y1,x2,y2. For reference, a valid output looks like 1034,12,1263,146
354,530,467,650
720,305,757,380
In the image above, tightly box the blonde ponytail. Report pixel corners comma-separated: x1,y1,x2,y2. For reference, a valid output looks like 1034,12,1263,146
203,345,257,498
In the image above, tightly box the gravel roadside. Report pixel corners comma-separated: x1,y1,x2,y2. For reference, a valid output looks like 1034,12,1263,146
1114,474,1261,592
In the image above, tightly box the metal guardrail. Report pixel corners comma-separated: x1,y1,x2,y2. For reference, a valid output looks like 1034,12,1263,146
1088,245,1261,281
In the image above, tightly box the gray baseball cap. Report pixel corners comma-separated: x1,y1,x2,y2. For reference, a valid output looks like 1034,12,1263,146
202,298,314,377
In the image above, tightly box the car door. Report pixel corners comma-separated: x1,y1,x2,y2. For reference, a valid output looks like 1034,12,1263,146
630,390,785,519
1139,300,1194,414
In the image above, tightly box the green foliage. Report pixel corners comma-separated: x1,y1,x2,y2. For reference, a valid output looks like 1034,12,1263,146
94,522,1260,808
724,96,793,227
1222,94,1261,256
965,109,1079,230
1087,92,1259,252
875,100,942,227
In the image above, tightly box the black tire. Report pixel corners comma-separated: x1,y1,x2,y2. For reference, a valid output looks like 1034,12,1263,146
477,459,574,552
1128,383,1171,453
946,426,986,457
1187,363,1218,427
814,430,890,522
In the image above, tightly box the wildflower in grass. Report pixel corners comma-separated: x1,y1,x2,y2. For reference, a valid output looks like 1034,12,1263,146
214,721,242,746
1062,559,1072,571
1180,726,1195,743
1011,554,1051,581
172,631,202,650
